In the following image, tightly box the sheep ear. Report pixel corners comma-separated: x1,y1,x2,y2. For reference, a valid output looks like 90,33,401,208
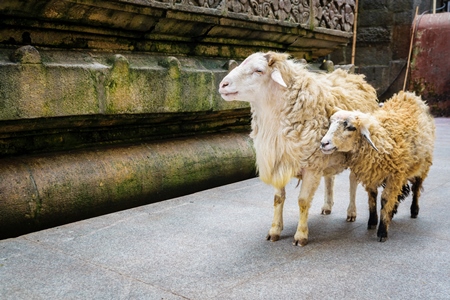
264,53,275,66
360,126,379,152
271,69,287,87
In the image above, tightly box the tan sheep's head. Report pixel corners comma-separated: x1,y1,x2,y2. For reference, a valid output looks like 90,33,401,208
218,52,289,103
320,109,379,154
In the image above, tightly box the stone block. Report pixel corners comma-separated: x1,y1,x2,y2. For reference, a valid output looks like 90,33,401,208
358,9,392,27
391,0,415,12
0,48,248,121
10,45,42,64
393,11,415,25
357,27,391,44
354,44,392,66
360,0,389,10
0,56,102,120
357,65,390,95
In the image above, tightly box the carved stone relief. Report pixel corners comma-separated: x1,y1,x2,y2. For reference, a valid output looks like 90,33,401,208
158,0,355,32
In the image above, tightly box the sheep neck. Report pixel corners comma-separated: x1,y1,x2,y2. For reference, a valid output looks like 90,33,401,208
249,85,329,188
347,123,396,188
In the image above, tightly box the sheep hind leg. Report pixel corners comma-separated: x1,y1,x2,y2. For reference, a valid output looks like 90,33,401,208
321,175,335,215
266,187,286,242
346,171,358,222
294,171,322,246
377,184,400,242
410,177,423,218
392,184,411,218
367,187,378,230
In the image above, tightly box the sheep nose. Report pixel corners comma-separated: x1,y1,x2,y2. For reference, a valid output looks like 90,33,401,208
320,141,329,149
220,81,229,88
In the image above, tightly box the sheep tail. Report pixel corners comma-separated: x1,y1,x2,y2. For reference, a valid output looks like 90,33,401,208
380,182,411,217
398,184,411,202
380,182,410,202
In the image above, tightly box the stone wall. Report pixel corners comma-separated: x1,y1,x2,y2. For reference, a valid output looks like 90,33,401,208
329,0,433,101
0,0,356,237
0,46,249,155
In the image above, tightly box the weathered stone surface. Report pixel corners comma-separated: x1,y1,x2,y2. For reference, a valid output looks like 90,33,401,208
0,48,248,121
0,58,101,119
357,27,391,43
360,0,389,10
10,45,41,64
0,132,256,239
0,0,353,59
358,8,391,27
0,109,251,156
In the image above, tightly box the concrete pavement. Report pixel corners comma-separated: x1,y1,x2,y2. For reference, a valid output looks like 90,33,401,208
1,118,449,299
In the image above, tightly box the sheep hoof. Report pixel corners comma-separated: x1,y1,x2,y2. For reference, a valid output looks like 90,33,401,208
411,207,419,218
378,236,388,242
321,209,331,215
293,238,308,247
346,216,356,222
266,234,280,242
367,214,378,229
377,228,388,242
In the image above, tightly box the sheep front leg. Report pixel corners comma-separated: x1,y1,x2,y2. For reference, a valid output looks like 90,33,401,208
294,171,322,246
266,187,286,242
346,171,358,222
321,175,334,215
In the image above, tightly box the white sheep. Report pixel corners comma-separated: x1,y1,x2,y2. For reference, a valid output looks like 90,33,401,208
320,91,435,241
218,52,379,246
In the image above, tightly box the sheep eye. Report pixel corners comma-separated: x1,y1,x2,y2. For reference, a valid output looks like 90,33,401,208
254,69,263,74
343,121,356,131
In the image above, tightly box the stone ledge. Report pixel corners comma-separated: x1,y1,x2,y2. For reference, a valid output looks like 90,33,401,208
0,109,251,156
0,47,247,121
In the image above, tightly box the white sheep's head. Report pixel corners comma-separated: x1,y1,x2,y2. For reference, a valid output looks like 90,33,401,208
320,109,379,154
218,52,288,103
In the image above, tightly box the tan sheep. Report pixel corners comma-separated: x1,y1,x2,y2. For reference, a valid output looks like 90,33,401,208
320,91,435,241
219,51,379,246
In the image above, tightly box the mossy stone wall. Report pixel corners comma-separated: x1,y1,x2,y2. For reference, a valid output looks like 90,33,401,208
0,0,356,237
0,132,255,239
